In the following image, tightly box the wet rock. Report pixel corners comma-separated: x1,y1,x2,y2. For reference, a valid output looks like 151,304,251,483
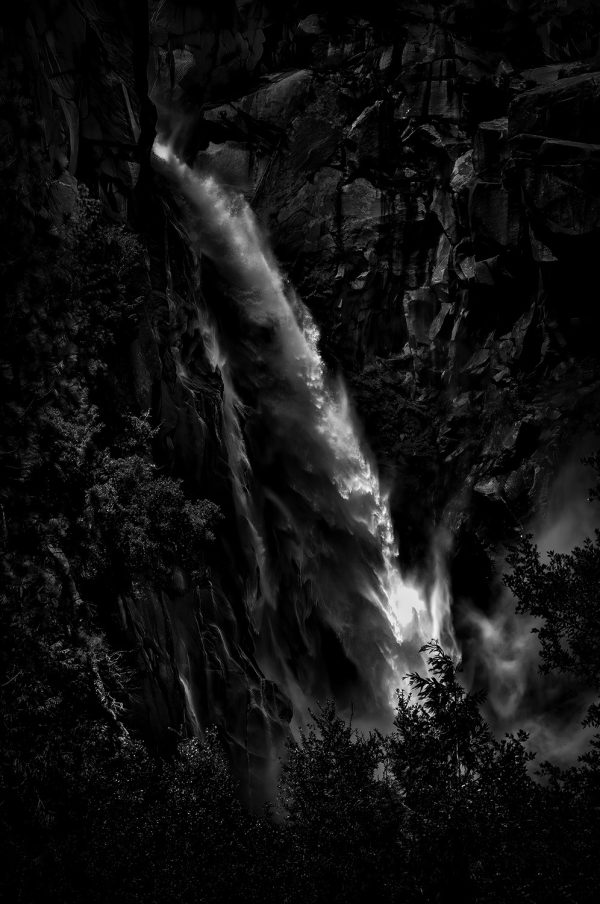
429,302,454,344
151,4,267,102
275,166,339,258
473,118,508,180
120,579,291,793
450,149,475,193
243,70,313,125
474,476,504,501
503,464,534,505
469,181,520,249
0,119,18,171
529,225,557,262
453,241,476,281
341,178,383,255
431,188,458,241
432,233,453,286
47,172,78,224
379,46,395,72
473,257,499,286
195,141,263,194
511,304,537,363
202,69,312,137
346,101,384,169
404,289,438,346
464,347,491,377
519,149,600,237
297,14,324,37
509,72,600,144
492,365,511,384
289,115,342,173
342,177,381,220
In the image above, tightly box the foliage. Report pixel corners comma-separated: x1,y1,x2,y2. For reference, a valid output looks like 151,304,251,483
0,552,131,901
505,533,600,709
505,451,600,732
387,643,544,903
502,453,600,900
53,733,281,904
0,144,225,904
279,703,404,904
84,446,222,585
273,643,600,903
52,188,147,357
5,619,600,903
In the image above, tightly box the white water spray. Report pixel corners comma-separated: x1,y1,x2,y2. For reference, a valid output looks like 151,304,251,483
154,139,455,714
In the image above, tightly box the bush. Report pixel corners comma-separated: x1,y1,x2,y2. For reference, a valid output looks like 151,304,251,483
85,451,221,584
278,703,405,904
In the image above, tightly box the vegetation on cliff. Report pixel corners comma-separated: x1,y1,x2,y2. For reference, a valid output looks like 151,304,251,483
0,170,222,901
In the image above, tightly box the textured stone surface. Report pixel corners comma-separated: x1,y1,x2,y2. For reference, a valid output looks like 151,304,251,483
155,0,600,602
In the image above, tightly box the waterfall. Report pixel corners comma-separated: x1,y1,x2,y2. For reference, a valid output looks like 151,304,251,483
154,140,455,724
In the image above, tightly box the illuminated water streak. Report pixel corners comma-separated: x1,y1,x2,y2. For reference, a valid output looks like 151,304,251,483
154,139,455,712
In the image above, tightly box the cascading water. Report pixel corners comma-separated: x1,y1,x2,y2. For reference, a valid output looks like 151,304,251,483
154,140,455,726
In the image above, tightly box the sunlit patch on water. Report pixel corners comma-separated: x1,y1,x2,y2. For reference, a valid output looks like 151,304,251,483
153,136,457,718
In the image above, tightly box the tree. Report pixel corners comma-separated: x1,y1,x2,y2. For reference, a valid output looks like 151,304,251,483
386,642,545,904
63,733,279,904
505,531,600,729
503,454,600,901
0,152,226,903
278,702,407,904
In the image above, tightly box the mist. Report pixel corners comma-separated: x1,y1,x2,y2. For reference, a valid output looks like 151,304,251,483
464,439,600,765
153,140,454,731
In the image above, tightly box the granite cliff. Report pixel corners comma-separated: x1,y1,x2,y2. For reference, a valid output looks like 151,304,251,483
3,0,600,790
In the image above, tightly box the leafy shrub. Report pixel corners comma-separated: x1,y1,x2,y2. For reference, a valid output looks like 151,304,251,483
52,189,147,355
279,702,404,904
387,642,543,903
85,451,221,583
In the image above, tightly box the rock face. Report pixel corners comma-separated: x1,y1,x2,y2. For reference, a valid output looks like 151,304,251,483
5,0,600,788
149,1,600,583
151,0,600,628
1,1,291,796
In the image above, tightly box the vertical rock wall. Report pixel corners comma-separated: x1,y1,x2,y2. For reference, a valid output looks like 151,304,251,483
151,1,600,598
1,1,291,796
